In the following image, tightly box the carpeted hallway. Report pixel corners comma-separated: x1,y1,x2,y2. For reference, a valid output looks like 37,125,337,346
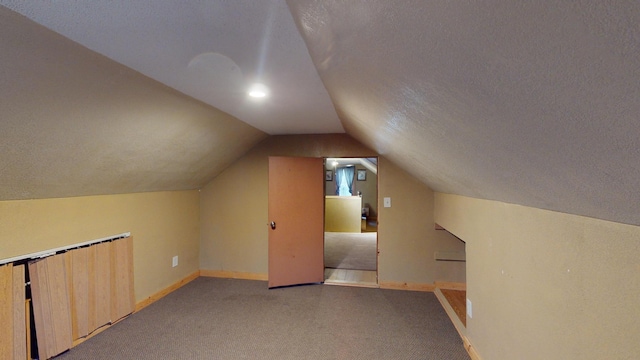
56,277,470,359
324,232,377,271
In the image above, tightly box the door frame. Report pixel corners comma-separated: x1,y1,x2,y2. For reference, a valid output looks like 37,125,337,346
322,156,379,285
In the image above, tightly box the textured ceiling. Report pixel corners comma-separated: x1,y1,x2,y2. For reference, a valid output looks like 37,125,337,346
288,1,640,226
0,7,266,200
0,0,343,134
1,1,639,227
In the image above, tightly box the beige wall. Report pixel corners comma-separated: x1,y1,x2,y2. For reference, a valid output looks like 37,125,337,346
377,158,465,284
434,193,640,360
0,191,200,302
200,134,465,285
325,196,362,232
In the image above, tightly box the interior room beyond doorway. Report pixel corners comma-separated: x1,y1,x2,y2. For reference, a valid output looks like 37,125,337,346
323,157,378,287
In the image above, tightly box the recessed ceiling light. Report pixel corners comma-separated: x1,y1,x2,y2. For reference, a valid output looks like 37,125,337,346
248,83,269,98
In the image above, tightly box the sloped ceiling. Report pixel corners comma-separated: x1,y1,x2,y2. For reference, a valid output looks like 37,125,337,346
0,7,266,200
0,0,343,135
1,1,639,227
288,1,640,226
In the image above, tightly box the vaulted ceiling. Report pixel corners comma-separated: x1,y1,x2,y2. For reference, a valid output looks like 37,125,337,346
1,1,639,226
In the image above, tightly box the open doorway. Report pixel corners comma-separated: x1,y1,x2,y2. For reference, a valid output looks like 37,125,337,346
323,157,378,287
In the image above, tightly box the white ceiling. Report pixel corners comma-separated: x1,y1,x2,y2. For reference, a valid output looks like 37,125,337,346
288,1,640,226
0,0,343,135
1,1,640,226
326,158,378,174
0,6,267,199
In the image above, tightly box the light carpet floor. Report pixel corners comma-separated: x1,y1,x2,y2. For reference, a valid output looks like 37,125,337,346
56,277,470,360
324,231,377,271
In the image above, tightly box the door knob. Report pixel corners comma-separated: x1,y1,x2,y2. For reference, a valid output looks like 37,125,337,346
270,221,276,230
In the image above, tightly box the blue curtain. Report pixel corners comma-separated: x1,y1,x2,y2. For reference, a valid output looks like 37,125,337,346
335,167,355,196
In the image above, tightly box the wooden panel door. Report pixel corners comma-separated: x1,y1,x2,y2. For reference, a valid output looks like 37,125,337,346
13,265,26,360
68,247,91,339
0,264,28,359
110,237,135,322
268,156,324,288
0,264,13,359
94,242,112,329
29,254,73,359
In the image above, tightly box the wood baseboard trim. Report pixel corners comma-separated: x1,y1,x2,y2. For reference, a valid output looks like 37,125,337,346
379,281,435,292
463,336,482,360
434,288,482,360
200,269,268,281
135,270,200,312
71,272,481,359
434,281,467,291
434,288,465,338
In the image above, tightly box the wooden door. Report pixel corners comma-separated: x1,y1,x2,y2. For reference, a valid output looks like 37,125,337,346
13,265,26,360
268,156,324,288
29,254,73,359
68,247,90,340
110,237,135,322
0,263,26,359
93,242,112,329
0,264,13,359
